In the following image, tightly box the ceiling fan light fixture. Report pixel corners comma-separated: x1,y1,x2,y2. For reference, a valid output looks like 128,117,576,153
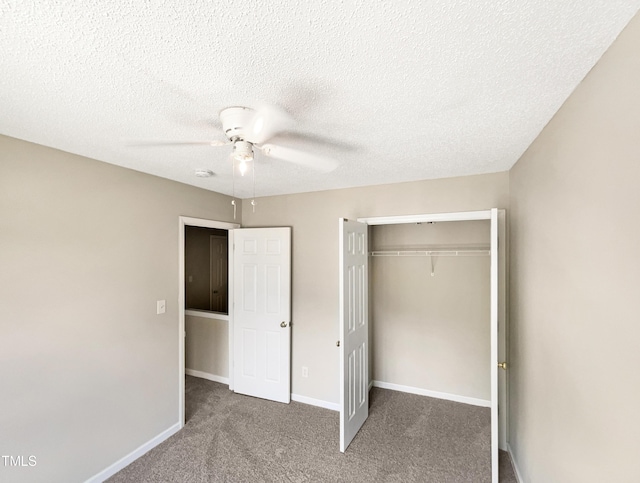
232,140,254,162
238,158,249,176
232,140,254,177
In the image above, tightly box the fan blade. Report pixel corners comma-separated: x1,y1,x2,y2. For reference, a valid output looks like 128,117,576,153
259,144,339,173
126,140,230,147
269,131,356,152
245,104,295,144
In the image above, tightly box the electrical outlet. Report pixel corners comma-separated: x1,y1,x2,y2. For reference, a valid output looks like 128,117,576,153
156,300,166,315
302,366,308,378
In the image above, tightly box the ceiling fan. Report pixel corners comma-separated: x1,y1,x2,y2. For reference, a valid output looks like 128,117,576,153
221,104,340,174
137,104,340,174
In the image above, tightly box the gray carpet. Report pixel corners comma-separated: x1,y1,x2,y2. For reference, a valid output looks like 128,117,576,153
109,376,517,482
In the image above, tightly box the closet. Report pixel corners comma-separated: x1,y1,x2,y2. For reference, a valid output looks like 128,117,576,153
339,210,508,483
340,210,505,481
369,220,491,405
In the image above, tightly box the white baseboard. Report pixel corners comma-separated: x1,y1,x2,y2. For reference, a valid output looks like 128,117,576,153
85,422,181,483
185,368,229,385
371,380,491,408
506,443,524,483
291,393,339,412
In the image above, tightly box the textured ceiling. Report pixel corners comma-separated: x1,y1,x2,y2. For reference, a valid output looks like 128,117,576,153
1,1,639,198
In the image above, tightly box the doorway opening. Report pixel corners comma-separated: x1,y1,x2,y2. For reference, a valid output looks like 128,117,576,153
178,217,293,427
178,216,239,428
184,226,230,391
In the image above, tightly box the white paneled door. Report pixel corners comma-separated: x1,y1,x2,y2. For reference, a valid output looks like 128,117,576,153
233,227,291,404
339,218,369,452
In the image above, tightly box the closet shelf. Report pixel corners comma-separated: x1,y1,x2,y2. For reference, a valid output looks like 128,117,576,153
369,249,489,257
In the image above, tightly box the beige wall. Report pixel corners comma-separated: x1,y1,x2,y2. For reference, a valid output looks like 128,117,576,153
508,12,640,483
0,135,237,482
242,173,508,403
371,221,490,401
185,315,229,378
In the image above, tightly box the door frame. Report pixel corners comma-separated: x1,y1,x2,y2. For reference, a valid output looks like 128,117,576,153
178,216,239,428
357,209,506,483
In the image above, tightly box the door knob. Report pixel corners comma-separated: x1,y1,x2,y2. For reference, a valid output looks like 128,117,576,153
498,362,507,370
280,321,288,328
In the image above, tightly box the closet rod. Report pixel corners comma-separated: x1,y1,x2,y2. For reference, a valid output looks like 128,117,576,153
369,249,490,257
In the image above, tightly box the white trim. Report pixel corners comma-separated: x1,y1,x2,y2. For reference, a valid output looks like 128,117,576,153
228,229,235,391
357,210,492,225
497,209,508,450
179,216,239,230
506,443,524,483
490,208,499,483
179,216,239,430
372,380,491,408
185,368,230,385
291,393,339,412
85,422,180,483
185,310,229,321
178,223,185,428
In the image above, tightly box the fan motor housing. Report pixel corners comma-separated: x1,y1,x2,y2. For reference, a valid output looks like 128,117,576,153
220,106,255,141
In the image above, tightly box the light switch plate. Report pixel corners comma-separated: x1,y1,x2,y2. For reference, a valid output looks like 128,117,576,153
157,300,166,315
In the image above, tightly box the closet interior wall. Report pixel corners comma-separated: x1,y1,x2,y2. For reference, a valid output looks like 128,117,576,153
369,220,491,402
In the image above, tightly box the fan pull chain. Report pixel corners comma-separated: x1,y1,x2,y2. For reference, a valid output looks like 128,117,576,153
231,156,237,220
251,156,256,213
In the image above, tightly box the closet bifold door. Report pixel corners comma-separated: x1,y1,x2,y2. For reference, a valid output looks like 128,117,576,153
339,218,369,453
